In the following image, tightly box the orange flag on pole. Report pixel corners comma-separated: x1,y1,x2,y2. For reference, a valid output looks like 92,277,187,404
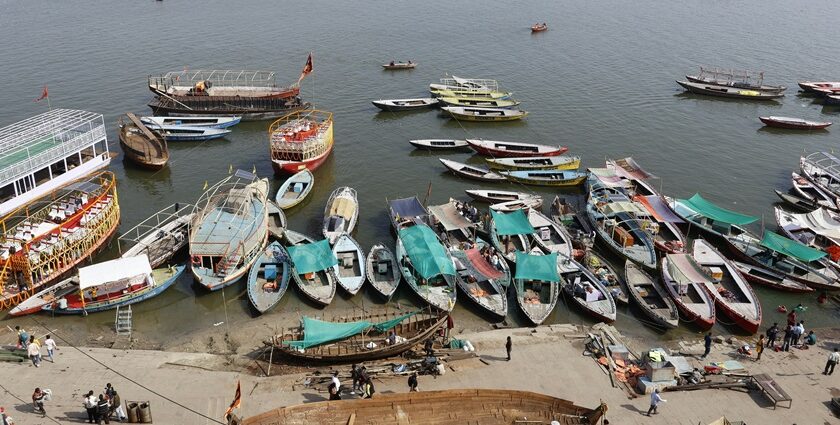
223,380,241,421
34,86,48,102
297,53,313,84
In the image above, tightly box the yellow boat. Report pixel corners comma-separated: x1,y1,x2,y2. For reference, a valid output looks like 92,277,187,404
486,155,581,171
438,96,520,109
442,106,528,122
501,170,588,187
431,88,512,99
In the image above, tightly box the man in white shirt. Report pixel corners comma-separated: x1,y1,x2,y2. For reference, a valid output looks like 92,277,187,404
26,339,41,368
646,389,666,416
331,372,341,394
824,348,840,375
44,335,57,363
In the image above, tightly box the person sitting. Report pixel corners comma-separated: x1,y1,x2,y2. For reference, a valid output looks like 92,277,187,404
390,61,395,66
387,331,397,346
805,331,817,346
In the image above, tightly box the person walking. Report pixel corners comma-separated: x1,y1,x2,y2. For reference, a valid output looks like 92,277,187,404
83,391,97,423
824,348,840,375
766,323,779,348
408,372,418,392
505,336,512,361
350,364,360,394
14,326,28,349
96,394,110,424
32,388,46,417
26,337,41,368
109,390,125,422
782,325,793,352
44,335,57,363
645,389,666,416
362,376,375,399
701,333,712,358
755,335,765,361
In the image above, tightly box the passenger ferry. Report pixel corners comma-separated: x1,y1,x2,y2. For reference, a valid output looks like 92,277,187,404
269,110,334,174
0,109,111,217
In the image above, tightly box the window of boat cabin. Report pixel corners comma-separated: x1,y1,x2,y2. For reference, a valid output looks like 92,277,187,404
15,176,33,195
33,167,51,187
50,160,67,178
66,153,81,170
0,183,14,204
94,141,108,156
80,146,95,163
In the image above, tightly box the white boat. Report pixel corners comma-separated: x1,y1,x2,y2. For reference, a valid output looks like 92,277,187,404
489,197,543,213
140,116,241,129
409,139,470,151
372,98,438,112
275,169,314,209
527,209,576,273
330,234,366,295
465,189,538,203
118,203,193,268
146,125,231,142
323,187,359,243
441,106,528,122
429,76,500,92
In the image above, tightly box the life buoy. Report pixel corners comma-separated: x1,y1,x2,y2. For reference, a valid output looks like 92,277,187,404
191,255,201,265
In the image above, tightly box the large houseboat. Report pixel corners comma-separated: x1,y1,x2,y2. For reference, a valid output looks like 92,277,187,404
269,110,334,174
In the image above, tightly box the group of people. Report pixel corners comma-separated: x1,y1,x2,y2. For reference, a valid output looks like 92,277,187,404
454,201,480,223
479,245,504,270
335,366,375,400
82,384,126,424
16,326,58,367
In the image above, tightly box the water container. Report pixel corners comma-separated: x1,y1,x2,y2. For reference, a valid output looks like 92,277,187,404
138,402,152,423
127,402,138,423
58,298,68,309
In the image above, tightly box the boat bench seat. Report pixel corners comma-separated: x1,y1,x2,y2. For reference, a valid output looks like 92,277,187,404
377,261,389,274
341,254,355,268
751,373,792,409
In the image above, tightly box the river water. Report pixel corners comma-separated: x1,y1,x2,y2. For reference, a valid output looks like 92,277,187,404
2,0,840,345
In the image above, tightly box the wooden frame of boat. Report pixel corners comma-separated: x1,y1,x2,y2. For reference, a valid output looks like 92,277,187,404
285,230,338,306
382,61,416,70
686,67,785,93
486,155,581,171
330,234,366,295
147,95,308,121
502,170,587,187
441,106,528,122
466,138,567,158
246,241,290,314
465,189,537,203
322,186,359,244
119,113,169,170
372,98,438,112
437,96,520,109
562,260,617,323
140,115,241,129
409,139,470,151
660,255,716,330
275,169,314,209
676,80,784,100
624,261,679,329
489,197,543,213
233,389,607,425
759,116,831,130
792,171,840,211
264,307,447,364
266,201,286,240
439,158,506,182
365,243,401,300
582,249,629,304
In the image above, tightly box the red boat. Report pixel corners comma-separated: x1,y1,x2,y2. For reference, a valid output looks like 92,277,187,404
269,110,334,174
798,81,840,93
759,116,832,130
730,261,814,293
531,23,548,32
465,138,568,158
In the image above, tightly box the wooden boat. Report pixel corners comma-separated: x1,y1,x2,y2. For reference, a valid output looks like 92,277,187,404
660,254,716,329
466,138,568,157
439,158,506,182
562,259,617,323
800,152,840,201
582,250,629,304
489,197,543,213
372,98,438,112
514,249,560,325
486,155,580,171
39,256,185,315
488,211,533,264
528,209,575,262
775,189,824,213
441,106,528,122
189,171,269,291
396,225,457,311
730,260,814,293
246,241,290,314
676,80,784,100
409,139,470,151
826,94,840,106
118,203,192,269
465,189,537,203
685,67,785,93
550,196,594,237
266,201,286,240
585,183,657,269
775,206,840,267
431,88,512,99
814,87,840,97
365,243,401,300
531,23,548,32
148,68,300,99
330,234,366,295
118,113,169,170
322,186,359,244
146,125,231,142
387,196,431,233
264,308,446,364
430,76,500,92
286,235,338,306
147,95,308,121
624,261,679,329
275,169,314,209
234,388,607,425
692,239,761,333
269,110,333,174
759,116,832,130
799,81,840,93
450,246,509,320
382,61,416,70
140,115,241,129
791,171,838,211
437,96,520,109
0,171,120,310
502,170,587,187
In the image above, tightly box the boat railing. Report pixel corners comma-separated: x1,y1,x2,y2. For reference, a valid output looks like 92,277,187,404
697,66,764,85
149,70,280,90
117,203,194,255
438,77,500,92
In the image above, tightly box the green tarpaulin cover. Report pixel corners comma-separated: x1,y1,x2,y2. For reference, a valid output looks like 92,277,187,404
680,194,759,226
285,312,417,349
399,225,456,279
514,251,559,282
491,209,535,236
760,230,826,262
287,239,338,274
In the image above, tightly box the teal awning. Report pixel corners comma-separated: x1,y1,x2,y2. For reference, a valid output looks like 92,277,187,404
514,251,559,282
760,230,826,262
285,312,417,349
492,209,535,236
287,239,338,274
399,225,456,279
679,194,759,225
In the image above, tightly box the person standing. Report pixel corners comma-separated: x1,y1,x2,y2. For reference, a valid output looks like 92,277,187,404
824,348,840,375
755,335,765,361
782,325,793,352
792,321,805,347
26,337,41,368
44,336,57,363
331,372,341,396
14,326,28,349
766,323,779,348
362,376,375,399
787,309,797,326
109,390,125,422
646,389,666,416
701,333,712,359
408,372,418,392
96,394,110,424
350,364,360,394
83,391,97,423
505,336,512,361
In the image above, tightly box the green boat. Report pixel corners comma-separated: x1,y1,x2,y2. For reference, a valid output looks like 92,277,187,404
437,96,521,109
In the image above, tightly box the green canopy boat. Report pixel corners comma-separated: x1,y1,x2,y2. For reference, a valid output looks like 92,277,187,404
287,238,339,306
489,209,535,264
396,224,457,311
513,250,560,325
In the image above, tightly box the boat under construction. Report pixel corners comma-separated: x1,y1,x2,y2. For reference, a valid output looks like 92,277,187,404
118,112,169,170
269,110,334,174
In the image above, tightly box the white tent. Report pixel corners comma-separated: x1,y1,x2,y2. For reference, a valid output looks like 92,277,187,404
78,254,152,290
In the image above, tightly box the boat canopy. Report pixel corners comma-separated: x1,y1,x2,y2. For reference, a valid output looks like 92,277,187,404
429,203,474,231
634,195,684,223
491,210,535,236
514,251,559,282
78,255,152,291
465,249,504,279
795,208,840,239
288,239,338,274
389,197,427,220
602,201,647,216
679,194,759,225
285,311,417,349
666,254,709,284
760,230,826,262
610,157,657,180
399,225,455,279
588,168,625,187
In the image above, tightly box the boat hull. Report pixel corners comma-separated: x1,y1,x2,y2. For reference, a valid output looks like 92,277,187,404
272,147,333,174
759,117,831,130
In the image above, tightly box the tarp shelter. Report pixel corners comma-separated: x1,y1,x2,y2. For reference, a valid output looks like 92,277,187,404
285,312,417,349
429,202,475,231
399,225,456,279
389,197,427,220
79,254,152,290
588,167,625,188
514,251,559,282
760,230,826,262
634,195,684,223
491,209,535,236
794,208,840,239
329,196,356,220
601,201,648,216
288,239,338,274
679,194,759,225
610,157,657,180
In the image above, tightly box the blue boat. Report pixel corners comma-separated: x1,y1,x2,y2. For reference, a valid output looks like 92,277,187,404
141,115,241,129
149,124,231,141
247,241,291,314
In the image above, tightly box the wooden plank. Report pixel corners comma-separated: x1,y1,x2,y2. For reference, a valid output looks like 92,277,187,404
346,412,355,425
125,112,162,142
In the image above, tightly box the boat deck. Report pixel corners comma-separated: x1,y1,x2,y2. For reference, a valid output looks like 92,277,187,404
191,206,261,255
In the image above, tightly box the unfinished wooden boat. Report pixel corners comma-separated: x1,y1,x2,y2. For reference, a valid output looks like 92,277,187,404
660,254,716,329
382,61,416,70
531,23,548,32
365,243,401,300
234,388,607,425
266,201,286,240
685,67,785,93
730,260,814,293
489,197,543,213
775,189,824,213
274,169,314,209
563,259,617,323
486,155,581,171
372,98,438,112
439,158,506,182
585,183,657,269
118,113,169,170
466,138,568,158
582,250,629,304
147,95,308,121
264,308,447,364
330,234,366,295
286,236,338,306
514,250,561,325
465,189,538,204
269,110,333,174
624,261,679,329
503,170,587,187
692,239,761,334
246,241,290,314
437,96,520,109
759,116,831,130
799,81,840,93
442,106,528,122
148,125,231,142
322,187,359,244
409,139,470,151
140,115,241,129
118,203,192,269
396,225,457,311
676,80,784,100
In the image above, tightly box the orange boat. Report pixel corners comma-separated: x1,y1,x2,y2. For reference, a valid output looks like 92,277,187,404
531,23,548,32
269,110,334,174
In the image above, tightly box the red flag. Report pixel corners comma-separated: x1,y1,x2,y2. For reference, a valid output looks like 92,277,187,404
34,86,48,102
223,380,241,421
297,53,313,84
